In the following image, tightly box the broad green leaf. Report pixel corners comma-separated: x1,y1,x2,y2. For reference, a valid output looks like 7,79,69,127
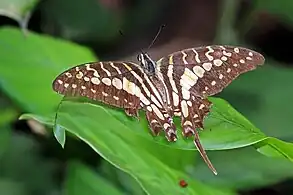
100,160,146,195
64,161,125,195
257,137,293,161
0,0,39,31
20,97,293,193
0,27,97,115
20,103,236,195
192,147,293,190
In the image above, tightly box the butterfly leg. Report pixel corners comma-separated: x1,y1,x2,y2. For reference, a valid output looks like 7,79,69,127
180,98,217,175
145,107,177,141
191,98,212,130
145,111,161,136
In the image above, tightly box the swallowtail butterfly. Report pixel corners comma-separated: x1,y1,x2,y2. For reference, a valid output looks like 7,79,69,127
52,45,265,175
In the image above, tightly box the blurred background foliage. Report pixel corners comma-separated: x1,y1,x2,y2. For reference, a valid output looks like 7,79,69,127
0,0,293,194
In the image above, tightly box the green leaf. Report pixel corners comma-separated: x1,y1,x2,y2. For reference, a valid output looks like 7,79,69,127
20,96,293,193
257,137,293,161
21,102,236,195
192,147,293,190
100,160,146,195
64,161,125,195
0,0,39,31
53,124,66,148
2,25,293,193
0,27,97,115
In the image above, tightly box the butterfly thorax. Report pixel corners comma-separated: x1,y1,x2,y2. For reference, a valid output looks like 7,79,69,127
137,53,171,111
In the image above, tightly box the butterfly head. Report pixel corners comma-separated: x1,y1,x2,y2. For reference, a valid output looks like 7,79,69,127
137,53,156,75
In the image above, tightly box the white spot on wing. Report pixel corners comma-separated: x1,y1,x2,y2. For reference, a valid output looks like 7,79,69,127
180,68,198,90
91,77,100,85
223,50,232,57
213,59,223,66
102,78,111,86
147,106,152,112
181,100,189,117
112,78,122,89
182,88,190,100
193,66,205,78
172,92,179,107
65,72,72,78
187,101,192,107
76,71,83,79
84,76,90,81
163,123,170,129
199,104,205,110
202,62,212,71
167,65,178,93
183,120,192,126
221,56,228,61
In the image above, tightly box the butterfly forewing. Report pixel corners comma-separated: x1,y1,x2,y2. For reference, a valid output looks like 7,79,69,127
157,45,265,98
53,62,148,110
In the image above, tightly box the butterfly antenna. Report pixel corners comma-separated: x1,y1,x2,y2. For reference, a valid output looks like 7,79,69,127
119,29,145,54
147,24,166,50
